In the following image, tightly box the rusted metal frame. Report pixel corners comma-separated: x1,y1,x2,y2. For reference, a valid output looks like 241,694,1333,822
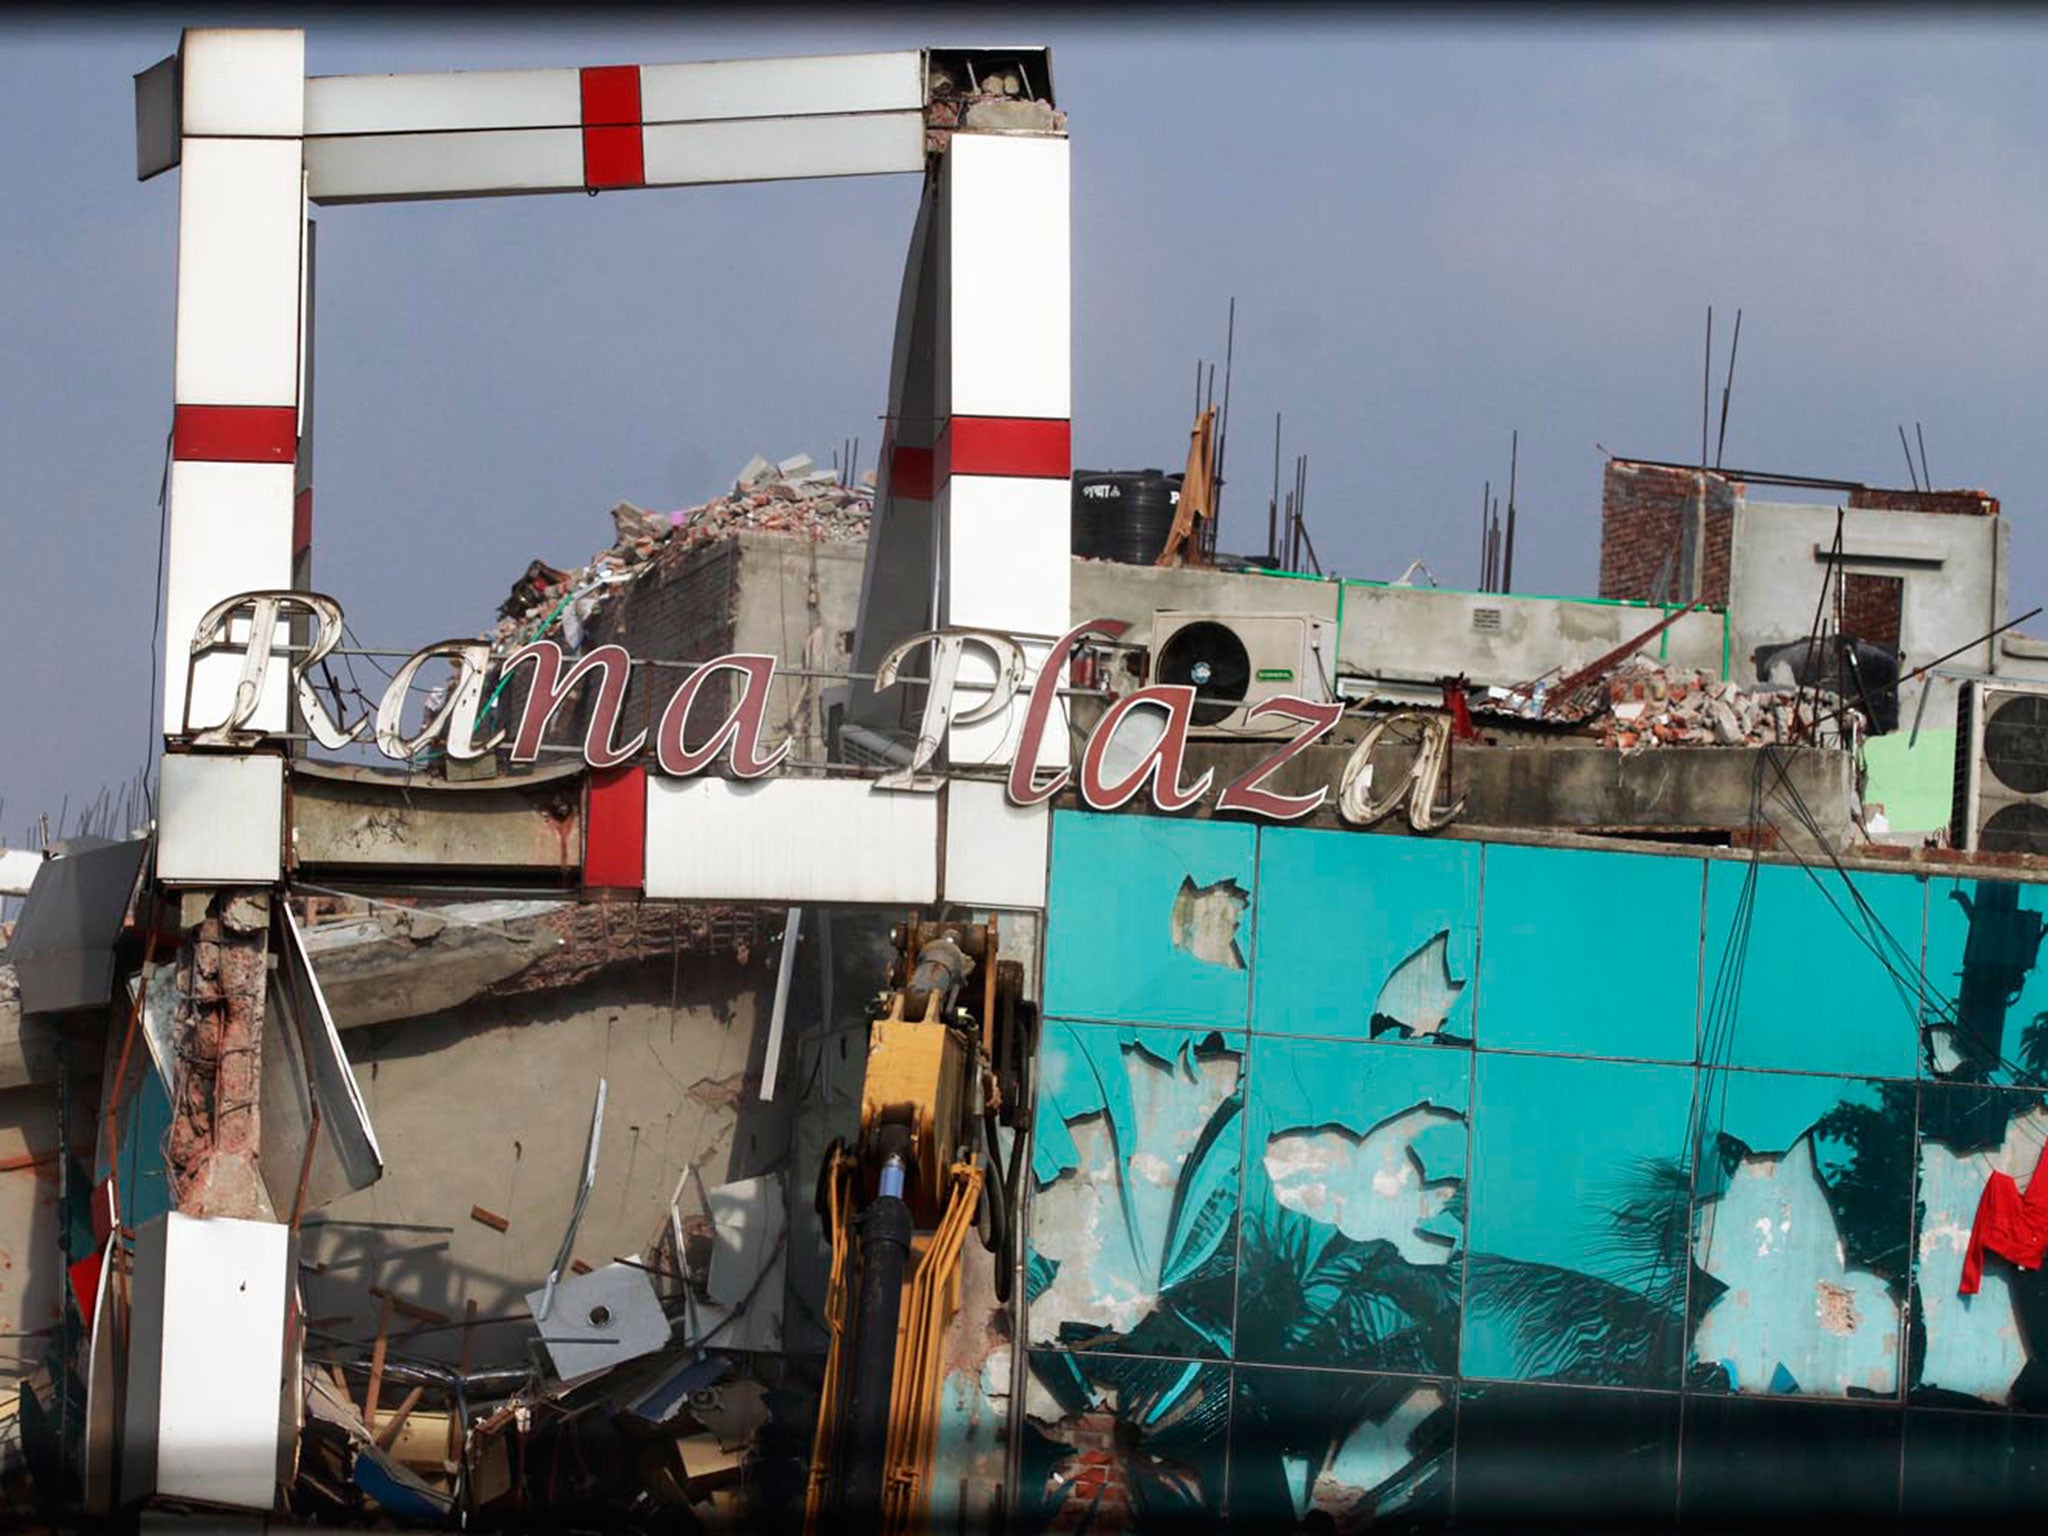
365,1294,392,1435
1607,454,1870,493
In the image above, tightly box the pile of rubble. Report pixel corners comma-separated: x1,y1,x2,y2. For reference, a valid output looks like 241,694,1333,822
1589,655,1858,753
490,452,871,652
293,1182,787,1530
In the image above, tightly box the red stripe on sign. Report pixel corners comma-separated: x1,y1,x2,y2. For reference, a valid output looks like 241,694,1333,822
890,445,935,502
935,416,1071,489
583,127,644,189
580,65,641,125
580,66,644,189
172,404,298,464
292,487,312,555
583,763,646,891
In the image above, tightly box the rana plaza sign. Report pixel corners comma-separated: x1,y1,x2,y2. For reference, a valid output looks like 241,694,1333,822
181,590,1462,829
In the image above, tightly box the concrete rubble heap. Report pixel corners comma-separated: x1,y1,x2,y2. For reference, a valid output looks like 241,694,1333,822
490,453,871,655
1587,654,1858,754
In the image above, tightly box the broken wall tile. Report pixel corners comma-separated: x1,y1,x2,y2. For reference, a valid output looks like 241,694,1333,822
1167,875,1250,972
1454,1382,1678,1529
1691,1138,1902,1400
1701,861,1924,1080
1921,877,2048,1087
1228,1366,1452,1531
1019,1350,1229,1533
1463,1053,1695,1389
1686,1070,1910,1400
1238,1035,1467,1375
1253,829,1478,1044
1477,843,1703,1065
1689,1068,1912,1406
1028,1021,1243,1360
1045,812,1254,1028
1911,1084,2048,1409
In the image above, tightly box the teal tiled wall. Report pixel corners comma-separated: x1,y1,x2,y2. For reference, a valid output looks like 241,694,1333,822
1021,811,2048,1529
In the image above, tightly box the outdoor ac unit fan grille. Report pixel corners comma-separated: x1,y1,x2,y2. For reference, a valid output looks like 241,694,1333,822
1983,692,2048,795
1146,612,1332,739
1155,621,1253,727
1963,683,2048,856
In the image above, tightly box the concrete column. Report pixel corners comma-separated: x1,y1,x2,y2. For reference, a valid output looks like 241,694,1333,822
165,891,273,1220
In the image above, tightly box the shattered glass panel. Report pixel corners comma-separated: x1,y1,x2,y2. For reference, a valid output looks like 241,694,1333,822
1478,843,1702,1065
1678,1395,1903,1525
1045,811,1255,1028
1018,1350,1228,1533
1454,1382,1679,1529
1688,1069,1909,1400
1239,1036,1467,1374
1230,1366,1452,1531
1911,1082,2048,1410
1922,877,2048,1088
1254,829,1478,1044
1030,1021,1245,1359
1701,860,1925,1079
1463,1053,1695,1388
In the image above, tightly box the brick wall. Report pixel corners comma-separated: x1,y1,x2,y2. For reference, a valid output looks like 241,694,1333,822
1846,486,2000,518
1598,461,1741,605
1840,572,1904,651
582,539,742,751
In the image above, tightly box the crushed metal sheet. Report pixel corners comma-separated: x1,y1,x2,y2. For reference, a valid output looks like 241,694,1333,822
618,1351,731,1427
257,905,384,1216
136,962,179,1091
700,1172,787,1353
536,1078,607,1323
524,1260,671,1385
7,836,147,1013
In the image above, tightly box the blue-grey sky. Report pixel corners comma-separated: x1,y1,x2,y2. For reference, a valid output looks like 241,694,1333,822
6,10,2048,842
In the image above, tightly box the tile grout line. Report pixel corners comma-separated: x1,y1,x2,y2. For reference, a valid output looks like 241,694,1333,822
1450,841,1485,1525
1219,824,1260,1522
1674,854,1711,1525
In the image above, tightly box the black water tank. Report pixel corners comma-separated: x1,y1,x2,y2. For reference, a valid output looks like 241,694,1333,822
1072,469,1181,563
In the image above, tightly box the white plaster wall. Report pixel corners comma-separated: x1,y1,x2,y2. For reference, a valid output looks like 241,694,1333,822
301,957,784,1370
0,1086,63,1398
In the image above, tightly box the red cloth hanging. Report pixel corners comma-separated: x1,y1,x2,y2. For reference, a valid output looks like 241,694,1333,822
1961,1138,2048,1295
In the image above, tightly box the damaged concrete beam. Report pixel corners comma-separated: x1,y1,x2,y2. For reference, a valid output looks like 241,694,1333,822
297,899,565,1028
1162,740,1856,852
290,759,583,878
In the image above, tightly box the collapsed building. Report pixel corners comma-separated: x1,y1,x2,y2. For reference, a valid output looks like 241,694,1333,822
10,22,2048,1535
